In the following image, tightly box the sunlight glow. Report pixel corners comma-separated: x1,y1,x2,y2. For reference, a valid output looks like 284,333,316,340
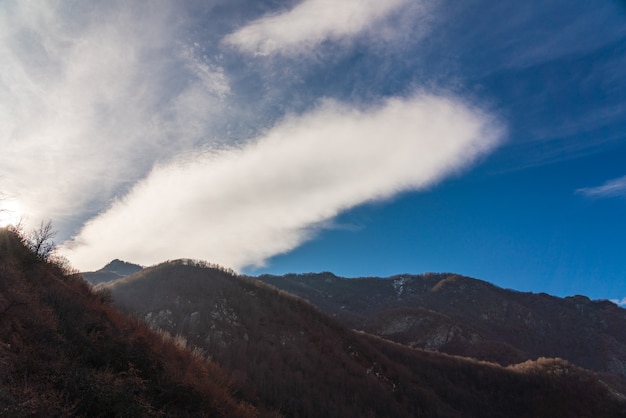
0,198,22,227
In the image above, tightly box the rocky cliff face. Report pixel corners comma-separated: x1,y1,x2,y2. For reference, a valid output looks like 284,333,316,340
256,272,626,378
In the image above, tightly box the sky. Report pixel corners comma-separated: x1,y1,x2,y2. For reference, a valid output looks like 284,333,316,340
1,0,625,306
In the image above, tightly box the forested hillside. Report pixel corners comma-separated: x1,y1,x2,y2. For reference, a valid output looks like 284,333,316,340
0,228,260,417
105,261,626,418
3,227,624,417
257,272,626,377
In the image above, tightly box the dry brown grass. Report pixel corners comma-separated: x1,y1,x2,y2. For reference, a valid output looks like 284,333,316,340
0,227,261,417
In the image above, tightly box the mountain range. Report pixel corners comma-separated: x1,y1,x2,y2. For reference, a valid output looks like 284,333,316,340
255,272,626,378
85,260,626,380
98,259,626,417
4,238,625,417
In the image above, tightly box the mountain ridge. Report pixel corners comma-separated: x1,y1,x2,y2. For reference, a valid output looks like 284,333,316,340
255,271,626,378
102,259,626,417
88,259,626,378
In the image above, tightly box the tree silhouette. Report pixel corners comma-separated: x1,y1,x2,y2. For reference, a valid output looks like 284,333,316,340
28,220,57,261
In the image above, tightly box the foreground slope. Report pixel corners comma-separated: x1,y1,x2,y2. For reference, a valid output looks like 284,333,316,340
0,229,257,417
105,260,626,418
257,272,626,377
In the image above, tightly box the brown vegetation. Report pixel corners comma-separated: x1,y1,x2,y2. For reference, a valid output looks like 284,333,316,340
106,261,626,417
257,272,626,377
0,228,259,417
3,226,625,417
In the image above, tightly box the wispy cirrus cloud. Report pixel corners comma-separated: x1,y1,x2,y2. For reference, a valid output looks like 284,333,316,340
62,94,503,271
576,176,626,199
0,1,229,229
223,0,418,56
1,0,504,273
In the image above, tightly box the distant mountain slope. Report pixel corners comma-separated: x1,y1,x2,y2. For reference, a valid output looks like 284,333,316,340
104,260,626,417
82,259,143,285
0,229,258,417
255,272,626,377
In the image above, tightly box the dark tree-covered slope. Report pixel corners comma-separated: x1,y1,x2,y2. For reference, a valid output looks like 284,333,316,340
0,228,259,417
105,261,626,418
256,272,626,377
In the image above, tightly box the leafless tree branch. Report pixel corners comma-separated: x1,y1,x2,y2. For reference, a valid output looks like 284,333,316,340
28,220,57,261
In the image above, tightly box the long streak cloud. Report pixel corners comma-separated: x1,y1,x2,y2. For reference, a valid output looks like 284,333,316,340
1,0,505,272
224,0,413,55
63,95,502,271
576,176,626,199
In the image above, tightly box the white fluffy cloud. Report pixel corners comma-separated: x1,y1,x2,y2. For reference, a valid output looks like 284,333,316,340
62,94,502,271
576,175,626,198
0,1,229,228
1,1,504,273
223,0,413,55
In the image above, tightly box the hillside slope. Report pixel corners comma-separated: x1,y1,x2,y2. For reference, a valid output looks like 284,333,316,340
0,229,258,417
256,272,626,377
105,261,626,418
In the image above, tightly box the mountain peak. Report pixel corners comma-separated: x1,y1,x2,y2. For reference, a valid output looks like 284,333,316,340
99,259,143,275
81,259,144,285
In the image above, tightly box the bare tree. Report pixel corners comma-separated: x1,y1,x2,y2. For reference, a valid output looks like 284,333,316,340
28,220,57,261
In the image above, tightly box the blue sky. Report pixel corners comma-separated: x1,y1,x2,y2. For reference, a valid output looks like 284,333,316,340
1,0,625,305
